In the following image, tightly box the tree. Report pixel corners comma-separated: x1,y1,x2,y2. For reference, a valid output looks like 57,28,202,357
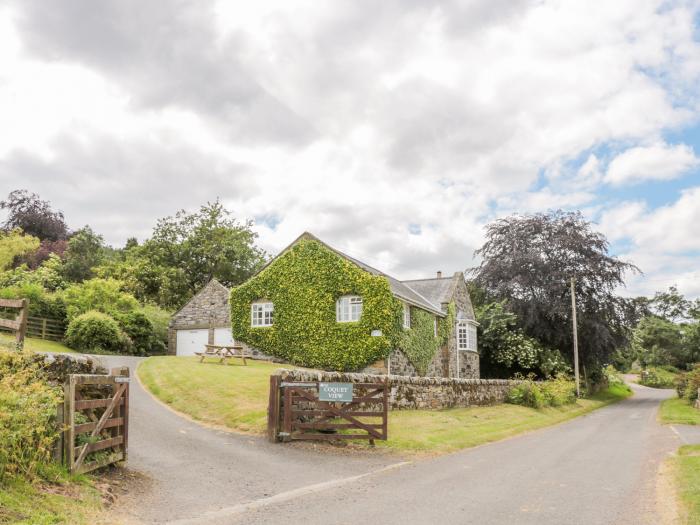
0,229,39,271
128,200,265,308
651,286,691,322
633,316,686,367
1,190,68,241
61,226,105,282
472,210,639,374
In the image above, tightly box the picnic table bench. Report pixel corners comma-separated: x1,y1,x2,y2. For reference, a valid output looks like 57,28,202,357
195,344,249,365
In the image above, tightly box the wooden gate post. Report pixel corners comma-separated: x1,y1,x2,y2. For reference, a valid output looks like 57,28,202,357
63,376,76,469
267,375,281,442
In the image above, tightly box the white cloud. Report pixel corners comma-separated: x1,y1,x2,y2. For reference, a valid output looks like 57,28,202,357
605,142,699,186
1,0,700,287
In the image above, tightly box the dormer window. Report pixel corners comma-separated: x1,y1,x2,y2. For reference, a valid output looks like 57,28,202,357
251,302,274,327
337,295,362,322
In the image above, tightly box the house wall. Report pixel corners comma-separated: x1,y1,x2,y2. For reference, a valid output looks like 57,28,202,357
446,277,480,379
167,281,231,355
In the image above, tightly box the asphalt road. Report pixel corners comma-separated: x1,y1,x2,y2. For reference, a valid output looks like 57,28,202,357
97,356,398,524
97,356,694,525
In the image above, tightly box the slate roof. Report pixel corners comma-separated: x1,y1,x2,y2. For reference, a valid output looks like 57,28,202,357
265,232,447,316
401,277,456,310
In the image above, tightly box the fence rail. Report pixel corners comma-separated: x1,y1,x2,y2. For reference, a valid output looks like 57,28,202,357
0,298,28,346
26,316,66,341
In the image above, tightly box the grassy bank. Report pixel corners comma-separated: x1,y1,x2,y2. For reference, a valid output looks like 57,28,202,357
675,445,700,524
660,397,700,426
0,332,76,354
139,356,632,453
0,476,103,525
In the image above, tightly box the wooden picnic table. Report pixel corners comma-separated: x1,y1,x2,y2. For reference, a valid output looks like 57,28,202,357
195,344,248,365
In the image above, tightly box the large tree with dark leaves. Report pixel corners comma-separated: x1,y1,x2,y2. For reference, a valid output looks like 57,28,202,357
472,210,639,373
1,190,69,241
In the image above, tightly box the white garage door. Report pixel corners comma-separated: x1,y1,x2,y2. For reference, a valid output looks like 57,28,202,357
176,329,209,356
214,328,235,346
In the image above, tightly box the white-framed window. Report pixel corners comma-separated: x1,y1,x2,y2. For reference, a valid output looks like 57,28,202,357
403,302,411,329
336,295,363,322
457,321,477,351
251,302,274,327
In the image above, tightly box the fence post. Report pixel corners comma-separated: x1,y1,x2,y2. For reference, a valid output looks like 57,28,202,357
111,366,130,462
267,375,281,443
64,376,76,471
53,402,64,464
16,298,28,347
41,318,47,340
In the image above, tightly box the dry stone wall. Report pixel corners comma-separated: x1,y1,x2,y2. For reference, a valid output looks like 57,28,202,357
278,368,518,410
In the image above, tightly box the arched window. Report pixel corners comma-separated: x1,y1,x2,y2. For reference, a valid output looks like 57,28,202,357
336,295,362,322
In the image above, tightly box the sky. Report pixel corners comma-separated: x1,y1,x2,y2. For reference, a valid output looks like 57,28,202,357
0,0,699,298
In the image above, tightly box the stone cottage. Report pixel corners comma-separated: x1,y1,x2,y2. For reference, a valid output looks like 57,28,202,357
167,279,233,356
229,232,480,378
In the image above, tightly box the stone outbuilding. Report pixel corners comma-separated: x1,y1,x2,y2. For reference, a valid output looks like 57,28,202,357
167,279,234,356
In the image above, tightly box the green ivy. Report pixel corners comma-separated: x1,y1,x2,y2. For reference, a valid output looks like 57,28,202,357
398,307,441,375
230,239,403,371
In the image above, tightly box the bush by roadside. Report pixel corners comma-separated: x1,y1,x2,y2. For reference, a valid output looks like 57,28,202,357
639,367,677,388
506,374,577,408
676,366,700,403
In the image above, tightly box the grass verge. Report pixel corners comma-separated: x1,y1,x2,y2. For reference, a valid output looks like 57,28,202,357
139,357,632,453
0,475,103,525
377,383,631,454
0,332,76,354
674,445,700,524
660,397,700,426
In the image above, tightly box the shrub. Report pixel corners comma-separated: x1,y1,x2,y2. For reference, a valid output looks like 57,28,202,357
141,304,171,347
639,367,676,388
65,311,132,354
0,282,67,322
507,374,576,409
60,278,139,321
115,311,165,355
676,366,700,402
0,349,62,484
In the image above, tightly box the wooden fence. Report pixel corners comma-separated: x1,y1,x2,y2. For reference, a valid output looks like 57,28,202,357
0,298,28,346
61,367,130,474
268,376,388,445
26,316,66,341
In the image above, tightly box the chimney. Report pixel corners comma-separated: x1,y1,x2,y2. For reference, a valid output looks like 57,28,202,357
437,271,442,279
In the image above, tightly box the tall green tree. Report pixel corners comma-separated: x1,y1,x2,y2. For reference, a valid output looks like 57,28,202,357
100,201,266,309
472,210,639,373
62,226,105,282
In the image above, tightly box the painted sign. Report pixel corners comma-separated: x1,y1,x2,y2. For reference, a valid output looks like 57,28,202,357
319,382,353,403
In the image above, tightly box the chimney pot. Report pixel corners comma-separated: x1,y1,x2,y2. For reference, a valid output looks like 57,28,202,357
437,271,442,279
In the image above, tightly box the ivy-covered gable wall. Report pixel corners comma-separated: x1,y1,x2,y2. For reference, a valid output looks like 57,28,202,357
230,239,403,371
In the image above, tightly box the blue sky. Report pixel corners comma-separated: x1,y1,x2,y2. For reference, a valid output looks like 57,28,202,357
0,0,699,298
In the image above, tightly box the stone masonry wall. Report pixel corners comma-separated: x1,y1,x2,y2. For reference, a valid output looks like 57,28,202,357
278,368,518,410
168,280,231,354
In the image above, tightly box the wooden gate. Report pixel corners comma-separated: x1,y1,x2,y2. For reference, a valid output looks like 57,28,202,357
268,377,388,444
63,368,130,474
0,298,28,346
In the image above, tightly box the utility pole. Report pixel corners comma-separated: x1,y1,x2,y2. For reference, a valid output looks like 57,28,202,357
571,277,580,397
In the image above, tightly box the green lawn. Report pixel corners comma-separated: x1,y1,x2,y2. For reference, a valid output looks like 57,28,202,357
0,476,103,525
0,332,76,354
138,356,286,433
675,445,700,524
138,356,632,453
660,397,700,426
